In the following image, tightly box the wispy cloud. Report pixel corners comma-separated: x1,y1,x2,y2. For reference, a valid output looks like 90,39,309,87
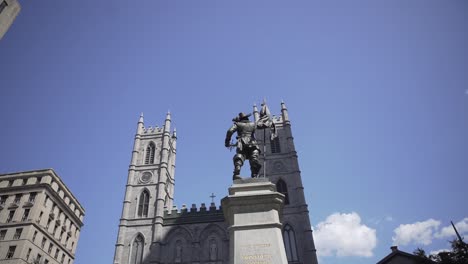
392,219,441,246
368,215,394,225
435,218,468,239
315,212,377,257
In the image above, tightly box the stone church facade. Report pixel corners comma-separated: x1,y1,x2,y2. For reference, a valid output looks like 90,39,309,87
113,102,318,264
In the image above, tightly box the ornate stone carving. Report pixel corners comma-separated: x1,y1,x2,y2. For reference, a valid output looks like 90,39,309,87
139,171,152,184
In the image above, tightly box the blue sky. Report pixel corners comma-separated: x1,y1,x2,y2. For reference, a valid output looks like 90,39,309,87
1,1,467,264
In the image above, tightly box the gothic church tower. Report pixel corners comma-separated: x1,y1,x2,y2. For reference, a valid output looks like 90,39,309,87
114,113,177,264
254,102,319,264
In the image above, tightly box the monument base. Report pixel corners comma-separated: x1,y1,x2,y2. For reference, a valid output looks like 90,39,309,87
221,178,288,264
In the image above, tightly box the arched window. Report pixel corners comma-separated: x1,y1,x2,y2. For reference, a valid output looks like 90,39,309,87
144,142,155,164
130,234,144,264
137,191,149,218
283,224,299,262
276,179,289,205
270,137,281,153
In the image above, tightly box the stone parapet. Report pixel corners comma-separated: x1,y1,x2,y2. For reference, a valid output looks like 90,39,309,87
163,203,224,225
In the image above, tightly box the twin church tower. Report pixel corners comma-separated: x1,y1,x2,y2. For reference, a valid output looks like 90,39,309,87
113,102,319,264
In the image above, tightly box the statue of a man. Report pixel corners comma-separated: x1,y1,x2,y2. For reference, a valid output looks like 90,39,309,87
225,112,262,180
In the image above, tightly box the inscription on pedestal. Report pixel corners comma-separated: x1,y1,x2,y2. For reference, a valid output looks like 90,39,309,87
222,179,288,264
240,244,272,264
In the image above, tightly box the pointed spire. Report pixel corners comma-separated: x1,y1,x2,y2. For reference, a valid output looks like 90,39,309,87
164,111,171,132
172,128,177,138
253,103,260,122
281,100,287,110
136,112,144,134
139,112,144,123
281,100,290,124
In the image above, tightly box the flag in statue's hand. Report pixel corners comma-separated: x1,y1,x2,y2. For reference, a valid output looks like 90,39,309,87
258,102,277,140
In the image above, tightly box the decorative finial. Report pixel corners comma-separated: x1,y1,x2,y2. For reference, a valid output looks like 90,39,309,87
281,100,289,123
172,128,177,138
138,112,144,123
166,111,171,120
281,100,287,110
210,193,216,203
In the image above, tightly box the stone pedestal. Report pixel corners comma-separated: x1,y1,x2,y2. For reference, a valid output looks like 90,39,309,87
221,178,288,264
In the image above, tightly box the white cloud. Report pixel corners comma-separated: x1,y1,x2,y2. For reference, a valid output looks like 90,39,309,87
430,249,451,256
314,212,377,257
368,215,394,225
435,218,468,239
392,219,441,246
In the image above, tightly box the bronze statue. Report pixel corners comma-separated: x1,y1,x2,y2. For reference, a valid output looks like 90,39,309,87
225,112,262,180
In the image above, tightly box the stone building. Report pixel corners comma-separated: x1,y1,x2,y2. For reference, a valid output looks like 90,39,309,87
0,169,85,264
113,102,318,264
0,0,20,40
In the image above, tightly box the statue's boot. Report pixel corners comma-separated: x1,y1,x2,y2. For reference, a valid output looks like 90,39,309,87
233,165,242,180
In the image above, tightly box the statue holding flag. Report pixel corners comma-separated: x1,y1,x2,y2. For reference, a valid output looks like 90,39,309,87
224,101,276,180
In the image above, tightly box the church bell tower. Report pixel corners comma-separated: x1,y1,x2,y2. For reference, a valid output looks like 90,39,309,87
114,113,177,264
254,102,319,264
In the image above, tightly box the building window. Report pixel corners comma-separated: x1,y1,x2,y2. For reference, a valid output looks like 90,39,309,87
0,1,8,15
45,259,50,264
41,238,47,248
144,142,156,164
54,250,59,259
0,230,6,240
22,178,27,185
29,192,37,203
22,208,30,221
130,235,144,264
7,210,16,222
46,218,52,229
13,228,22,239
0,195,7,205
7,180,13,187
37,177,42,184
276,179,289,205
270,137,281,153
14,194,22,203
44,195,49,206
33,230,38,241
61,253,65,264
26,248,32,261
39,211,44,222
36,253,42,263
6,246,16,259
137,190,149,218
283,224,299,262
71,241,75,250
48,243,53,254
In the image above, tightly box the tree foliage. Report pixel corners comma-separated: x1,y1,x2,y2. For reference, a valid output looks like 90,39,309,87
414,239,468,264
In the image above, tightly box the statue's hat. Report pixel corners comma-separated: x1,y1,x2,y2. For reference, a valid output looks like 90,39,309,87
233,112,251,122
